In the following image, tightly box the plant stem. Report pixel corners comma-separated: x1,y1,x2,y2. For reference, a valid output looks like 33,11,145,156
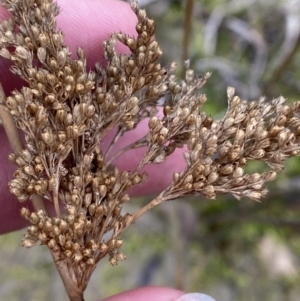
132,193,166,222
182,0,194,65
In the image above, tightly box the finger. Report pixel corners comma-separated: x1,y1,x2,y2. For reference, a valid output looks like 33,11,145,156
0,0,137,94
0,0,137,233
0,0,186,234
102,286,184,301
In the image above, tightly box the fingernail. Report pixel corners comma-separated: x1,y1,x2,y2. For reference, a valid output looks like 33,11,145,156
174,293,216,301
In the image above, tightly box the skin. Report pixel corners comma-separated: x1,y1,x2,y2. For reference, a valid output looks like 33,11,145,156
0,1,186,300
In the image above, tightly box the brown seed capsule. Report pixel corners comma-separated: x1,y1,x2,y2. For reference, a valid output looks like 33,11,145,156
74,251,83,263
99,243,108,253
95,205,104,217
48,239,57,249
207,172,219,184
53,226,61,236
64,250,73,258
44,220,53,232
248,173,261,183
20,207,30,220
263,171,276,182
74,176,82,188
120,194,130,203
88,204,96,216
84,193,92,207
71,194,80,206
38,232,48,244
58,234,66,246
30,212,39,224
99,185,107,198
6,96,17,110
109,256,117,266
87,258,95,265
23,238,37,248
23,165,35,176
116,252,126,262
83,248,92,257
202,185,215,199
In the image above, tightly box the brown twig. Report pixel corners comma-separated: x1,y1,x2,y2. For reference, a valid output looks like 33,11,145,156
182,0,194,66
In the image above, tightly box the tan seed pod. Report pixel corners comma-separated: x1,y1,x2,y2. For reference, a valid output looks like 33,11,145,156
63,113,72,126
220,164,234,176
71,194,80,206
48,239,57,249
30,212,39,225
38,232,48,244
99,185,107,198
248,173,261,183
84,104,95,117
20,150,31,164
269,125,282,137
20,207,30,220
84,193,92,207
277,130,289,146
263,171,277,182
23,165,35,176
22,238,37,248
8,153,16,164
64,240,72,250
28,225,38,235
108,238,116,249
183,174,193,185
5,96,17,110
251,149,265,159
44,220,53,232
233,167,244,178
45,94,56,104
202,185,215,199
37,47,46,62
49,58,59,70
55,109,65,123
95,205,104,217
88,204,96,216
83,248,92,257
53,225,61,236
229,145,241,161
64,250,73,258
116,252,126,262
243,190,261,201
87,258,95,265
99,243,108,253
109,256,117,266
74,176,82,188
58,234,66,246
74,251,83,263
207,172,219,184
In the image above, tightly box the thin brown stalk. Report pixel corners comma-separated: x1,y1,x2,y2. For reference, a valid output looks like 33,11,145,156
182,0,194,65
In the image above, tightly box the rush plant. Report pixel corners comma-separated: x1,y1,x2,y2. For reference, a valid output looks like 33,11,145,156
1,1,300,300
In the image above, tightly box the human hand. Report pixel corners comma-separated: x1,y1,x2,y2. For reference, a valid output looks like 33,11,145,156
0,0,186,234
0,2,216,301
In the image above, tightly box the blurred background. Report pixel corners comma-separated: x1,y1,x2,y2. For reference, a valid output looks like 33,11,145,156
2,0,300,300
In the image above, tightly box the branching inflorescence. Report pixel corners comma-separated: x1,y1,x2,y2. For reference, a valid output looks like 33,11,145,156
1,0,300,300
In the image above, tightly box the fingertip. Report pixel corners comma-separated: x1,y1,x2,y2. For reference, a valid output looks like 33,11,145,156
57,0,138,67
103,286,184,301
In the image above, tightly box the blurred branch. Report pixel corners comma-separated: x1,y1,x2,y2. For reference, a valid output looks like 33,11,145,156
203,0,258,55
264,1,300,94
182,0,194,64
